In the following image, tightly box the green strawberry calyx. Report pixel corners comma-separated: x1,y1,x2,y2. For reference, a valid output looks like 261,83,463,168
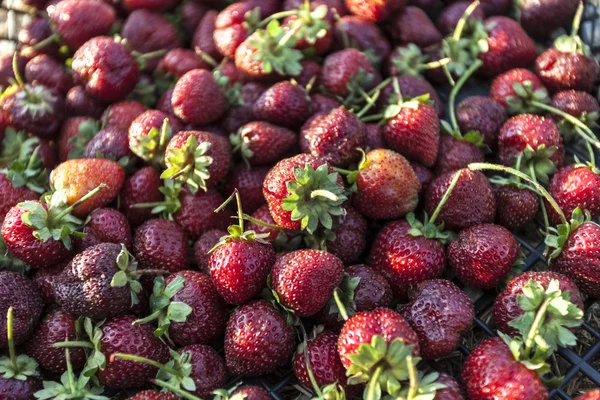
322,273,360,322
230,129,255,168
19,184,107,250
213,383,260,400
109,244,143,306
133,178,182,220
515,144,558,185
53,317,106,377
554,2,589,56
162,134,213,194
0,127,48,193
131,118,173,168
499,278,583,384
389,44,450,79
133,275,192,340
504,80,550,116
68,120,100,159
262,275,300,327
250,20,304,77
0,307,39,381
282,163,347,235
545,207,591,259
557,110,599,143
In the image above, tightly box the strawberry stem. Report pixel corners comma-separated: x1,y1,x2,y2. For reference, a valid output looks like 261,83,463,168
310,189,339,201
571,1,584,37
423,57,451,70
366,365,384,400
65,348,76,393
12,53,24,88
194,48,218,68
111,353,180,376
22,33,60,57
153,379,204,400
405,355,418,400
468,163,568,224
241,213,287,231
299,325,324,398
429,169,462,225
132,310,162,325
452,0,481,42
524,296,554,358
257,10,298,28
215,189,244,231
136,49,168,61
6,307,16,371
54,183,107,220
53,341,95,349
332,288,349,321
449,60,483,133
355,88,381,119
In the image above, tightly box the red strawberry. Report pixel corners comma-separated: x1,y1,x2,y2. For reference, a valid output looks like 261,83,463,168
221,82,269,133
254,80,311,129
65,86,105,118
519,0,579,39
71,36,139,103
311,93,342,116
25,309,86,375
327,206,367,265
171,69,225,126
156,48,209,80
437,1,485,35
231,121,297,167
263,154,346,233
536,48,599,94
411,162,435,199
163,130,231,193
0,173,37,223
130,391,178,400
0,272,43,346
128,110,183,167
225,300,296,376
32,264,64,308
478,16,538,78
17,18,60,60
24,54,72,94
351,149,421,220
134,218,190,273
102,100,146,132
192,10,222,65
548,165,600,224
300,107,367,167
448,223,519,289
433,373,464,400
391,6,442,48
344,0,404,22
493,184,540,230
179,1,209,37
83,127,133,163
213,1,268,59
369,220,446,300
365,123,386,149
490,68,548,114
425,169,496,231
174,188,231,241
345,264,393,311
434,135,485,176
193,229,226,274
401,279,474,359
224,164,269,214
122,0,180,12
550,90,600,139
379,75,443,117
120,166,163,228
75,207,132,253
462,338,549,400
48,0,115,51
575,390,600,400
50,158,125,217
333,16,391,63
178,344,227,397
321,48,381,98
271,250,344,316
246,204,299,244
456,95,507,150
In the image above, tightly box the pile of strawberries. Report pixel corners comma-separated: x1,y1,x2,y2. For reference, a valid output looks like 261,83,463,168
0,0,599,398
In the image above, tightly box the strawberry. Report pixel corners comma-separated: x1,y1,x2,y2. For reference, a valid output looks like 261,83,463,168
311,93,342,116
25,309,86,375
213,1,265,59
162,130,231,194
576,390,600,400
176,345,227,397
345,264,393,312
494,271,584,336
246,204,299,244
156,49,209,80
410,162,434,199
433,373,464,400
174,188,231,240
536,48,599,94
65,86,105,118
50,158,125,217
57,117,97,161
120,166,163,228
425,169,496,231
193,229,226,274
74,207,132,253
134,271,228,346
519,0,579,39
550,90,600,140
192,10,222,65
224,164,269,214
327,206,367,264
179,1,209,37
271,249,344,316
548,165,600,224
83,127,133,164
122,0,180,12
350,149,420,220
369,219,447,300
456,95,507,150
263,154,347,233
130,391,178,400
134,218,190,273
171,69,226,126
71,36,140,103
462,337,549,400
224,300,296,376
32,264,64,308
364,123,386,149
321,48,381,98
230,121,297,167
437,1,485,36
17,18,60,60
221,82,269,133
283,4,334,56
24,54,72,94
493,184,540,230
392,6,442,49
379,75,443,117
0,272,43,347
490,68,548,115
102,100,146,132
300,107,367,167
344,0,404,22
449,223,519,288
128,110,183,168
254,81,311,129
434,135,485,176
333,16,391,64
401,279,474,359
0,174,37,223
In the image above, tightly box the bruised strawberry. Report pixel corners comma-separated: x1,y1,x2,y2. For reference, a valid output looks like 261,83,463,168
300,107,367,167
437,1,485,35
175,188,230,240
224,165,269,214
192,10,222,64
24,54,72,94
448,223,519,288
134,218,190,273
72,36,140,103
171,69,226,126
231,121,297,167
456,95,507,150
434,135,485,176
48,0,116,51
120,166,163,228
193,229,226,274
254,81,311,129
425,169,496,231
344,0,404,22
536,48,599,94
548,165,600,224
321,48,381,98
494,184,540,230
74,207,132,252
519,0,579,39
0,272,43,346
102,100,146,132
392,7,442,48
333,16,391,63
490,68,547,114
400,279,474,359
128,110,183,167
65,86,105,118
225,300,296,376
351,149,420,220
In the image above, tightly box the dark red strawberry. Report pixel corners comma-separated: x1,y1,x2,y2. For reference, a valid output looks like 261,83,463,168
494,271,584,336
156,49,209,79
311,94,342,116
71,36,139,103
411,162,435,199
333,16,391,64
536,49,599,94
0,272,43,347
193,229,226,274
221,82,269,133
179,1,209,37
300,107,367,167
548,165,600,224
65,86,105,118
122,0,180,12
25,309,86,375
550,90,600,140
213,1,264,59
120,166,163,228
345,0,404,22
462,338,549,400
433,373,464,400
434,135,485,176
225,300,296,376
345,264,393,311
246,204,299,244
401,279,473,359
519,0,579,39
437,1,485,35
48,0,115,51
365,123,386,149
478,16,538,78
392,6,441,48
351,149,420,220
130,391,178,400
134,218,190,273
263,154,346,233
490,68,548,114
321,48,381,98
171,69,225,126
83,127,132,163
24,54,72,94
192,10,222,64
326,206,367,265
163,130,231,193
128,110,183,167
102,100,146,132
254,81,311,129
379,75,443,116
369,220,446,300
74,207,132,252
456,95,507,150
178,345,227,397
493,184,540,230
224,165,269,214
231,121,297,167
425,169,496,231
32,263,64,308
17,18,60,60
0,173,37,223
448,223,519,289
295,60,321,92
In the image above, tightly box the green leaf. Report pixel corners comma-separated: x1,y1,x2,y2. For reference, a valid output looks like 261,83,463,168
110,271,128,288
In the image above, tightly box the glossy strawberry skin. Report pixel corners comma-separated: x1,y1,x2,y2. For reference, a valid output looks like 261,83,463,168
490,68,546,108
75,207,132,253
328,206,367,265
434,136,485,176
157,49,209,79
236,122,297,167
321,48,381,98
548,166,600,224
193,230,226,274
213,2,262,59
550,222,600,298
179,345,227,397
425,169,496,231
498,114,564,169
519,0,578,39
26,309,86,375
479,16,538,78
550,90,600,125
346,264,393,311
494,271,584,336
369,220,446,300
102,100,146,132
247,204,297,243
254,81,311,129
391,6,442,49
33,264,64,308
133,219,190,273
0,174,37,223
174,188,230,241
71,36,139,103
119,166,163,228
535,49,599,93
401,279,473,359
345,0,405,22
493,185,539,230
192,10,222,64
300,107,367,167
456,96,507,150
334,16,391,64
122,0,180,12
379,75,443,116
462,337,549,400
0,271,43,347
434,373,465,400
225,300,296,376
448,223,519,289
65,86,105,118
98,315,170,389
224,165,269,215
130,391,178,400
171,69,226,126
25,54,73,94
338,308,420,369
